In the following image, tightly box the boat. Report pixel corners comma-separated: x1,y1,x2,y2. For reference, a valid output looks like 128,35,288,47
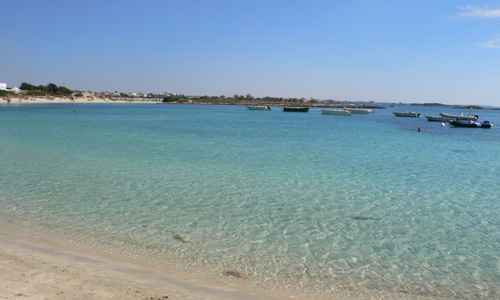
441,112,478,121
283,106,310,112
322,109,351,115
247,105,271,111
425,114,455,122
393,111,420,117
439,109,478,121
449,120,492,128
347,108,373,114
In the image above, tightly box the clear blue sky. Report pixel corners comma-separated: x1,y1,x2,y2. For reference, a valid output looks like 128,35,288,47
2,0,500,105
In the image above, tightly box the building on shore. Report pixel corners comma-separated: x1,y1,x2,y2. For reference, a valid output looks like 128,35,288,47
0,83,20,93
152,92,177,98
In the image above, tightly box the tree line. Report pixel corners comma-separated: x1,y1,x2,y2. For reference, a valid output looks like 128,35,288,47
20,82,75,96
14,83,321,104
162,94,320,103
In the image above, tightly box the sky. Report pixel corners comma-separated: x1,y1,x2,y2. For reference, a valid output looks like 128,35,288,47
1,0,500,106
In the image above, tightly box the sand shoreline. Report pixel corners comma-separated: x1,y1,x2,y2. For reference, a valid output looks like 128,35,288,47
0,231,448,300
1,96,160,104
0,96,313,300
0,101,458,300
0,233,277,300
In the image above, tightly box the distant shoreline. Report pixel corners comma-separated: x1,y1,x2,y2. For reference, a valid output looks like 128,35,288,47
2,95,498,110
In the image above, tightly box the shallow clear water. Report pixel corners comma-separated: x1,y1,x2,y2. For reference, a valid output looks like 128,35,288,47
1,103,499,299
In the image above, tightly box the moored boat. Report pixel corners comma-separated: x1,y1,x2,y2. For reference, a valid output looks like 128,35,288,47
393,111,420,117
283,106,310,112
449,120,492,128
425,114,455,122
247,105,271,111
347,108,374,114
322,109,351,115
440,111,478,121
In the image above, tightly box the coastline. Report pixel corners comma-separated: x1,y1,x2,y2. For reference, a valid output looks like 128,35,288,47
1,96,158,104
1,95,386,109
0,233,277,300
0,232,448,300
3,95,496,110
1,102,492,300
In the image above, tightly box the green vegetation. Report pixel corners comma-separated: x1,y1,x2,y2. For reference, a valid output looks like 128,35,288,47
233,94,254,101
159,93,351,107
10,82,384,108
461,105,485,110
162,94,189,102
422,103,448,106
20,82,74,96
0,90,16,97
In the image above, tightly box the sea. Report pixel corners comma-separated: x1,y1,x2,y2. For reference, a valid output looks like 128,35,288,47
1,103,499,299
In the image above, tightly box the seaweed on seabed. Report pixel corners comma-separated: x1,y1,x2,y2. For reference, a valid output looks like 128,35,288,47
225,270,249,278
172,232,191,243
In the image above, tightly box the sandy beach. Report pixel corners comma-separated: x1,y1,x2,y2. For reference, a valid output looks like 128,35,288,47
2,100,488,300
0,98,276,300
0,234,276,300
1,96,161,104
0,96,282,300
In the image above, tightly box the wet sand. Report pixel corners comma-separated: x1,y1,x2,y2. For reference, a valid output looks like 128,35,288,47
0,234,276,300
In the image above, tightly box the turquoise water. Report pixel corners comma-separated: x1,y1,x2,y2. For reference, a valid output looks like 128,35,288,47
1,103,499,299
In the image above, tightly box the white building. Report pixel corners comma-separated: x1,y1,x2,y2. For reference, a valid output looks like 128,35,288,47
0,83,7,90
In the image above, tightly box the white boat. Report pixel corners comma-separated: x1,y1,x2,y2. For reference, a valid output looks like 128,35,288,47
393,111,420,117
347,108,374,114
322,109,351,115
425,114,455,122
439,109,478,121
247,105,271,111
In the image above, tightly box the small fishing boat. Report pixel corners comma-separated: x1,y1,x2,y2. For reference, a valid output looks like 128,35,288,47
247,105,271,111
440,109,478,121
393,111,420,117
449,120,492,128
425,114,455,122
322,109,351,115
348,108,374,114
283,106,310,112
